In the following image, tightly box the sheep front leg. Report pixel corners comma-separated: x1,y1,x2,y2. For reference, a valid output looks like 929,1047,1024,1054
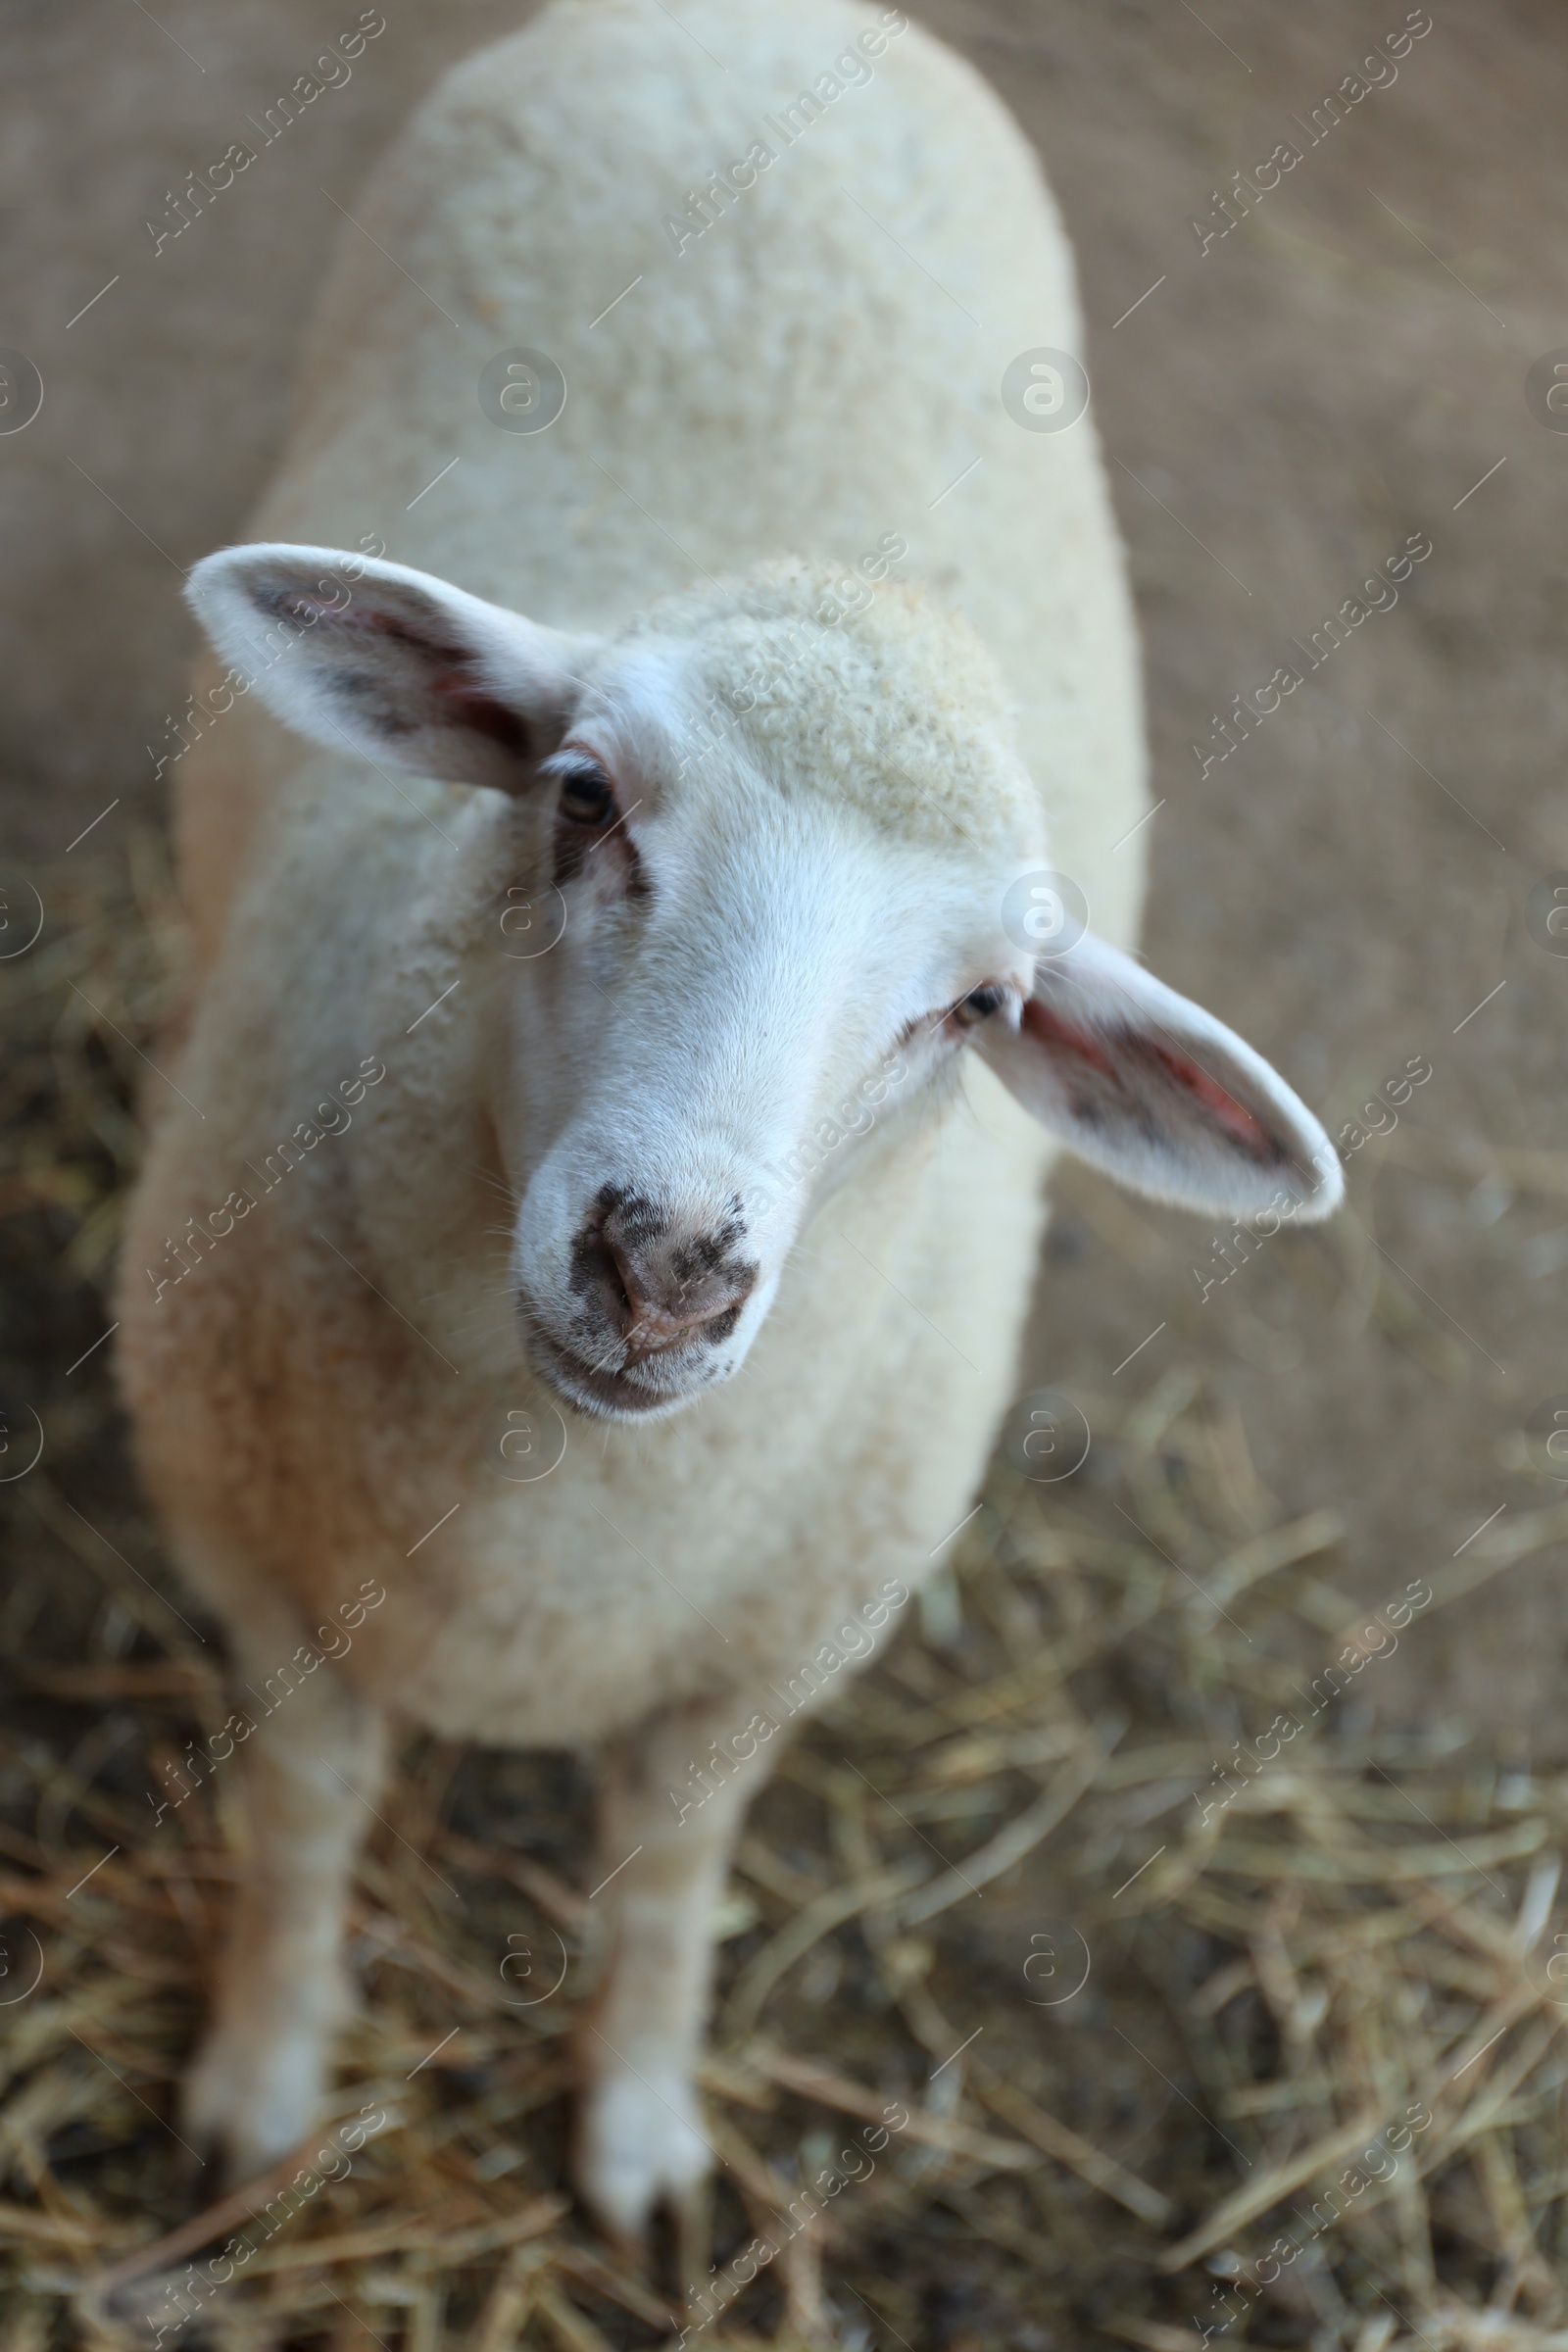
575,1697,776,2245
184,1651,387,2185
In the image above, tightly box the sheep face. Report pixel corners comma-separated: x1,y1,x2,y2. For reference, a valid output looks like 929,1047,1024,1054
186,546,1343,1423
495,660,1042,1418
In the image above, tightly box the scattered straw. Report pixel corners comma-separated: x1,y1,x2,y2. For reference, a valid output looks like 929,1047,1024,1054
3,847,1567,2348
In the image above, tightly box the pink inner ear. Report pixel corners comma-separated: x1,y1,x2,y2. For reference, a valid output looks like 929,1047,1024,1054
1022,995,1120,1081
282,593,341,623
1146,1040,1279,1158
428,667,531,754
1023,998,1281,1162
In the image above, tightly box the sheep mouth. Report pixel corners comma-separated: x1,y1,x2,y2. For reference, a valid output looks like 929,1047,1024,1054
523,1322,705,1423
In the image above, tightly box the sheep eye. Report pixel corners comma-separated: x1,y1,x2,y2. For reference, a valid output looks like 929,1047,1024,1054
953,984,1008,1029
558,765,616,827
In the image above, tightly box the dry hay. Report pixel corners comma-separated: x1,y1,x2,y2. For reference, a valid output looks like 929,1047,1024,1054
3,843,1568,2352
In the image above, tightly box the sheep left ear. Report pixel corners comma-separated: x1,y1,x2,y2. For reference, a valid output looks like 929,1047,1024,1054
184,544,603,796
976,933,1344,1220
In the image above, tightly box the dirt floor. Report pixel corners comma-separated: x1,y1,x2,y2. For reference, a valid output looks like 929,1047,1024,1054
4,1,1568,2346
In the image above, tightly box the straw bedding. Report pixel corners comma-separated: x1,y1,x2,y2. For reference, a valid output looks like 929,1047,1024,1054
3,845,1566,2351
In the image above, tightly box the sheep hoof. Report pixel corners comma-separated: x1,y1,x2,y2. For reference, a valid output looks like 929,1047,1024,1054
183,2022,323,2191
573,2067,710,2249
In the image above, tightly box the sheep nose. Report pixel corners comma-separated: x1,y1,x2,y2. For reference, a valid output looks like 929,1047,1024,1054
608,1240,746,1352
576,1193,758,1355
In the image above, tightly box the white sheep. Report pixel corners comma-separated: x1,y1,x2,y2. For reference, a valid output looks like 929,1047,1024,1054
118,0,1341,2244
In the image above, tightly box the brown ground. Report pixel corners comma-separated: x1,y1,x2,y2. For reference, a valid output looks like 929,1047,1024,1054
4,2,1568,2345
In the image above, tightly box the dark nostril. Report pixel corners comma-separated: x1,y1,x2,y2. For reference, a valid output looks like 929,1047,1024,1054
602,1231,638,1325
588,1227,754,1351
626,1277,744,1350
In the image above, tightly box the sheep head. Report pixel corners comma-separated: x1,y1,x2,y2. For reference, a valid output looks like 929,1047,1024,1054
187,546,1342,1421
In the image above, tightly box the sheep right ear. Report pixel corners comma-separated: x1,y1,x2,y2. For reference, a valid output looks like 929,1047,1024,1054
185,543,603,795
977,932,1344,1221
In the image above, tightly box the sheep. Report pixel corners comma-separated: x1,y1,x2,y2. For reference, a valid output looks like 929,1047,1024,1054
117,0,1343,2245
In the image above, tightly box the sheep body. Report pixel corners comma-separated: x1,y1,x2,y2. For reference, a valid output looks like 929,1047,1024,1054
118,0,1148,2218
128,0,1144,1747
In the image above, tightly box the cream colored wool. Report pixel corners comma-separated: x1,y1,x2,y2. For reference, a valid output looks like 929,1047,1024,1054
119,0,1150,2230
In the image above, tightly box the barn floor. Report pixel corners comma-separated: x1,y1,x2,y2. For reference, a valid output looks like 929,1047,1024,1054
5,853,1568,2349
4,0,1568,2346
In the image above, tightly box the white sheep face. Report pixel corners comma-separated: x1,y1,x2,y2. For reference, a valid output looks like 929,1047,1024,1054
496,657,1041,1416
187,545,1344,1422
